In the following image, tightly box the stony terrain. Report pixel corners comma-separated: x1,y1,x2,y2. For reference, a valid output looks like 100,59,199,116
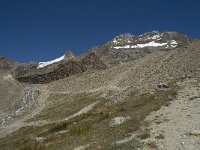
143,79,200,150
133,78,200,150
0,31,200,150
15,52,106,84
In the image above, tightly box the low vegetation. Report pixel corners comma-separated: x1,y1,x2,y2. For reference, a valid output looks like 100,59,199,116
0,87,177,150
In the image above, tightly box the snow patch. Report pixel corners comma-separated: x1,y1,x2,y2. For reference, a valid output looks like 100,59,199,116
114,41,167,49
132,41,167,48
170,40,178,47
170,40,178,48
37,55,65,68
113,39,118,44
170,40,178,45
114,45,131,49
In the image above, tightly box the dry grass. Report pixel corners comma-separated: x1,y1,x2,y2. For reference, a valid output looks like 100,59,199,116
29,93,103,122
0,88,177,150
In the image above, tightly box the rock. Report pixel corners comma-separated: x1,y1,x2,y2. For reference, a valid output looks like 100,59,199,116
190,130,200,136
157,83,170,90
35,137,45,143
109,117,130,127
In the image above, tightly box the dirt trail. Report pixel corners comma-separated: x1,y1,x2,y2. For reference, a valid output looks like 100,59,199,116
142,78,200,150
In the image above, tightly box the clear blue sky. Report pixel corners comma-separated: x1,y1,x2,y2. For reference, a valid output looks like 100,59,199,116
0,0,200,62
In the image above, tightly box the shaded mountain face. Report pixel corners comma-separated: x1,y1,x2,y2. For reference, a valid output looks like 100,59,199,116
16,52,107,84
13,51,75,77
91,31,190,65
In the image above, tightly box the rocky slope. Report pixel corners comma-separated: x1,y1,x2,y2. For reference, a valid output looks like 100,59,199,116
13,31,190,84
15,52,106,84
0,31,200,150
91,31,190,65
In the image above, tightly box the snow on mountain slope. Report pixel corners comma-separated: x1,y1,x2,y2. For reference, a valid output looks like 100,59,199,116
37,55,65,68
112,32,179,49
113,41,168,49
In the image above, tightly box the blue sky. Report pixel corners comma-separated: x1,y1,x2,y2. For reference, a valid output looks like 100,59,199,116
0,0,200,62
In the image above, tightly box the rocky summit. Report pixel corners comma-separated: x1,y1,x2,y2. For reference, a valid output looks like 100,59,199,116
1,31,200,150
91,31,189,65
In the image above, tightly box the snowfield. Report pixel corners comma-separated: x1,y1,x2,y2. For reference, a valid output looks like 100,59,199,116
37,55,65,68
113,40,178,49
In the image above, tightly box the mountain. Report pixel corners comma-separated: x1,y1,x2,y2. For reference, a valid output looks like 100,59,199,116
13,31,190,84
37,50,75,68
0,31,200,150
92,31,190,65
0,56,20,71
15,52,106,84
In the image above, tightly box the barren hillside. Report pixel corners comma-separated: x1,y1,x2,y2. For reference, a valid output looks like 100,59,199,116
0,32,200,150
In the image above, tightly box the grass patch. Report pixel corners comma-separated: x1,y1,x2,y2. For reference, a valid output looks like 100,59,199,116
49,122,69,133
137,132,150,139
69,124,90,136
29,93,104,122
0,88,177,150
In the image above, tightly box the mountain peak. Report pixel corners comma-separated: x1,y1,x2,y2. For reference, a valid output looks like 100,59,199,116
64,50,75,60
37,51,75,69
91,31,190,66
111,31,189,49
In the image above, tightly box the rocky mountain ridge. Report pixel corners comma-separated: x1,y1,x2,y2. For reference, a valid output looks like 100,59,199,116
92,31,190,65
16,52,106,84
1,31,200,150
0,31,189,84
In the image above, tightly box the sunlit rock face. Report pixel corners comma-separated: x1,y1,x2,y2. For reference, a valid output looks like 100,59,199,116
91,31,190,65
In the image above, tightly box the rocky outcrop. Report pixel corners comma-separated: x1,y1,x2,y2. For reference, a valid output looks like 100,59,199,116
91,31,190,65
13,31,192,83
16,53,107,84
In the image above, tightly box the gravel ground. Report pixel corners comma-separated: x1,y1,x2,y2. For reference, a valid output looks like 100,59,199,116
141,78,200,150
